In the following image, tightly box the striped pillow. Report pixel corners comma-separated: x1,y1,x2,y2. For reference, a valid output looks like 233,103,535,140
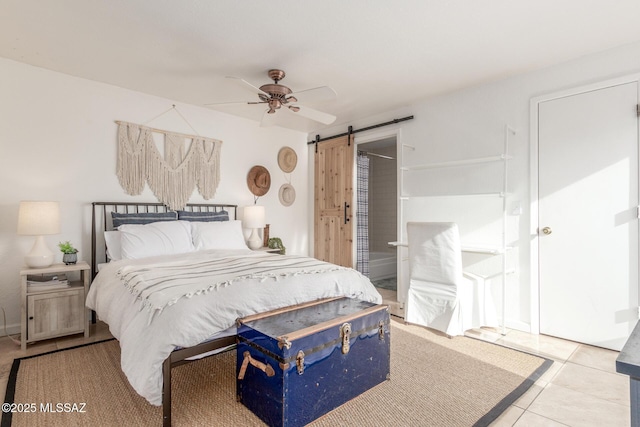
177,210,229,222
111,211,177,228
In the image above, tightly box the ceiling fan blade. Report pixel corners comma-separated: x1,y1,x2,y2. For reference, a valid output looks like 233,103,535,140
291,105,336,125
288,86,337,104
260,109,279,127
204,101,266,107
226,76,269,97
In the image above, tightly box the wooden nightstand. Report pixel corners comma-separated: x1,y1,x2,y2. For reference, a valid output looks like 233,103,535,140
20,261,90,350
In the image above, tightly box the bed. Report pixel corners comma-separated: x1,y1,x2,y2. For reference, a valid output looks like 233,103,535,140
86,202,382,426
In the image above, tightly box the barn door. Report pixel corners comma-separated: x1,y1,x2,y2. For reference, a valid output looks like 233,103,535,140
314,135,354,267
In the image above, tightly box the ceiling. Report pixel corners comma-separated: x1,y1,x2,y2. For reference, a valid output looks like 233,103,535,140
4,1,640,133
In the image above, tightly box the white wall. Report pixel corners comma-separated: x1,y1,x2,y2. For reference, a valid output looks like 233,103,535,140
316,40,640,332
0,58,308,334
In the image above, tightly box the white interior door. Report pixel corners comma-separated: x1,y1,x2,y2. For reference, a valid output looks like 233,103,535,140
538,81,639,351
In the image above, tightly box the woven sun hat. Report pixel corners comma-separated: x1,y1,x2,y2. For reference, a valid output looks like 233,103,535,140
278,146,297,173
247,165,271,196
279,183,296,206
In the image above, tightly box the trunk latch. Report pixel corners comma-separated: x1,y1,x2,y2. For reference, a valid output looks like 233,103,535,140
340,322,352,354
296,350,305,375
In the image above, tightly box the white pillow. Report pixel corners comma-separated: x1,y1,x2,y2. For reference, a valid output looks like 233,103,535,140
119,220,194,259
190,220,248,251
104,230,122,261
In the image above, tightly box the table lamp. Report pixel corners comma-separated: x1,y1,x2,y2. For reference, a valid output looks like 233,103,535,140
17,201,60,268
243,205,266,250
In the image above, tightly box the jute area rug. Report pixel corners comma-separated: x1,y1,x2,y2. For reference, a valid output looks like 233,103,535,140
2,321,551,427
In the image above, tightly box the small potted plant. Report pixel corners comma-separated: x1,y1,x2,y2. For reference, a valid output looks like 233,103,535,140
58,241,78,265
267,237,286,255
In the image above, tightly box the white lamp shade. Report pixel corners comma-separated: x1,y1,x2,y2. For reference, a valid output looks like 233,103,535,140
17,201,60,268
243,205,266,229
17,201,60,235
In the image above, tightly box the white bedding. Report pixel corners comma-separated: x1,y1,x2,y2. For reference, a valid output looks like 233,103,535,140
86,249,381,405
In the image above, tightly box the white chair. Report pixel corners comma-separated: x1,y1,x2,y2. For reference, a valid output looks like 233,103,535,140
405,222,497,336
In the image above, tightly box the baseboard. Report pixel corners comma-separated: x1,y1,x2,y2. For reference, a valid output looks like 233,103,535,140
505,319,531,333
2,322,21,337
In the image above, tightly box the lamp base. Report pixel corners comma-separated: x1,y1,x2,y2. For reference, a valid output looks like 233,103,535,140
24,235,54,268
248,228,263,250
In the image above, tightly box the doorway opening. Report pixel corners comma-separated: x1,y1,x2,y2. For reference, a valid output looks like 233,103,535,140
357,137,398,302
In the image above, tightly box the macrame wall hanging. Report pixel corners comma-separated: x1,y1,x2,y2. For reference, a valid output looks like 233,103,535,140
115,106,222,210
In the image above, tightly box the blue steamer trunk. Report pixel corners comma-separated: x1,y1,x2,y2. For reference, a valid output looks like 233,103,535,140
236,297,391,427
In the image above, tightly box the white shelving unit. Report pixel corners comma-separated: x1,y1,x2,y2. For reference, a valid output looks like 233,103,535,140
394,126,516,334
401,154,511,171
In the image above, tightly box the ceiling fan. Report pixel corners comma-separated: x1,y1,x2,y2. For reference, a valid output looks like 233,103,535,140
206,69,337,126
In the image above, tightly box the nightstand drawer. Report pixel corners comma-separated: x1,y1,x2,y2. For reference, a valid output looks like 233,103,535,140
27,288,85,341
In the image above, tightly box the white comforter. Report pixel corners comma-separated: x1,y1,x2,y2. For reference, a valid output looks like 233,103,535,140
86,249,382,405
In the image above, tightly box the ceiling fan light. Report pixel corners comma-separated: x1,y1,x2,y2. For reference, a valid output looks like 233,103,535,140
267,108,276,114
287,96,298,103
289,106,300,112
268,99,282,110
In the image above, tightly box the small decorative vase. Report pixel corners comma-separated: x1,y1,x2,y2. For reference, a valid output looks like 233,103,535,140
63,253,78,265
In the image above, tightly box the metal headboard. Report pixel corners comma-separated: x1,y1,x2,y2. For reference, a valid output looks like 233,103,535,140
91,201,238,279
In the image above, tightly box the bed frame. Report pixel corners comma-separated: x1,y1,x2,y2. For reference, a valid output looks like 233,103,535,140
91,202,239,426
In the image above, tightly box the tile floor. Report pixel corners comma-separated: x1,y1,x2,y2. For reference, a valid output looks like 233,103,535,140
0,293,632,427
377,287,632,427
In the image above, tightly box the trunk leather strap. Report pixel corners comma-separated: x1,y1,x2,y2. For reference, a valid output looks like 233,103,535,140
238,351,275,380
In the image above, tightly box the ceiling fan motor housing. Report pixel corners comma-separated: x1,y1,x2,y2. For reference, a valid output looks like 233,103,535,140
259,69,298,110
259,83,293,100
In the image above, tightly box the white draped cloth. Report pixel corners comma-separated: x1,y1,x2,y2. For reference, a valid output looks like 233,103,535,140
405,222,497,336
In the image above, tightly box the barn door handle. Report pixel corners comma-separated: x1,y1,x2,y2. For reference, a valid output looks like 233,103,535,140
344,202,350,224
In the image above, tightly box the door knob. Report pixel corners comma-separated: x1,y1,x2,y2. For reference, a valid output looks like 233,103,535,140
542,227,552,235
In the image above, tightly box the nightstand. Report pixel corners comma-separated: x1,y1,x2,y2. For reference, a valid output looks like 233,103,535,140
20,261,90,350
